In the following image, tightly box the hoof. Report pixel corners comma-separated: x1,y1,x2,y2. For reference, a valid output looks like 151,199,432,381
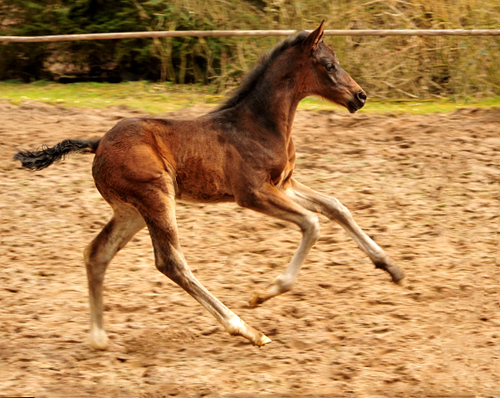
390,267,406,285
230,319,272,346
227,316,272,346
385,261,405,284
89,329,109,350
255,334,272,346
395,276,407,287
249,292,267,307
375,257,405,284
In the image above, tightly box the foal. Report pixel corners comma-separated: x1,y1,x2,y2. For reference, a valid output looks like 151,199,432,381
15,22,404,348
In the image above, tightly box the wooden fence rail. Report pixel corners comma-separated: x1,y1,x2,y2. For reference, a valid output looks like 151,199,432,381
2,29,500,43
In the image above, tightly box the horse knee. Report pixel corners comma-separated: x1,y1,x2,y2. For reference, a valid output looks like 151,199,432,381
330,198,353,223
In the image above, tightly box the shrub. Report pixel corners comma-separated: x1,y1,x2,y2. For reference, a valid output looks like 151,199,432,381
1,0,499,97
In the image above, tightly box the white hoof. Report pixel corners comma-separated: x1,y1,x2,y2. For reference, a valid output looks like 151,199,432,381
89,328,109,350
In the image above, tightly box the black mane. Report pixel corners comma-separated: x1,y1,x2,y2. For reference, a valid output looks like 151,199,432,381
214,31,309,112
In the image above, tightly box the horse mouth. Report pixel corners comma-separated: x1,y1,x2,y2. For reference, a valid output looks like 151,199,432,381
347,101,361,114
347,98,365,114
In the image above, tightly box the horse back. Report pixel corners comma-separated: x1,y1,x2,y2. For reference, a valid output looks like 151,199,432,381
93,116,238,203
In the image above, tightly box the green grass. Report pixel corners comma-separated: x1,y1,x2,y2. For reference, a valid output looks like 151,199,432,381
300,95,500,113
1,81,500,114
0,81,219,113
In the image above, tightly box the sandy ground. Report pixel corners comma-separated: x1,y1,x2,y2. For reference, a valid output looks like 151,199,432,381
1,100,499,397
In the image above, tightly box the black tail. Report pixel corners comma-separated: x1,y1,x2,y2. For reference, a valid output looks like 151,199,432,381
14,138,101,171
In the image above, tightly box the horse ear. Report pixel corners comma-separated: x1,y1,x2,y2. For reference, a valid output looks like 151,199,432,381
304,20,325,53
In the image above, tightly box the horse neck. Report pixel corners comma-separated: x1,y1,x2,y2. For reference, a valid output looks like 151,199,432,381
243,54,306,140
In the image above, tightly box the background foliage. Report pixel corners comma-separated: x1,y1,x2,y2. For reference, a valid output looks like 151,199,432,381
1,0,499,98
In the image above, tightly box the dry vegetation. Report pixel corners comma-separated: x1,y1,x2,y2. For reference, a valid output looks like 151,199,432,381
144,0,500,98
2,0,499,99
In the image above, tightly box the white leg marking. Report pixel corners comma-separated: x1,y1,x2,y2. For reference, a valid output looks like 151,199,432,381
286,179,404,283
90,326,109,350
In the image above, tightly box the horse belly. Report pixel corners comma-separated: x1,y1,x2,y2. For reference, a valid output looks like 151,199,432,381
174,156,233,203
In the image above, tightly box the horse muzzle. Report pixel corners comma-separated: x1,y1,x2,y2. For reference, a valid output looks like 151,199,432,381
347,90,367,113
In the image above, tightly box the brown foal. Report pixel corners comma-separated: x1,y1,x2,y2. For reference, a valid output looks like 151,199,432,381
14,22,404,349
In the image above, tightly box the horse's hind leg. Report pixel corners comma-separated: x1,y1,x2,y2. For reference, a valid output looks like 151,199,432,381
234,184,320,307
83,202,146,349
135,179,271,346
286,178,404,283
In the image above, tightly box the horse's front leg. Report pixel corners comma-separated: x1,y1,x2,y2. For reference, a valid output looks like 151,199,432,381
286,178,405,284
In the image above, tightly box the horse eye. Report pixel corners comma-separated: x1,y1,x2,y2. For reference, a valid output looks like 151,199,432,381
325,64,334,71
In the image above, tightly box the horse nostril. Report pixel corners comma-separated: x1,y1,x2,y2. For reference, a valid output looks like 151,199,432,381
357,90,367,103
